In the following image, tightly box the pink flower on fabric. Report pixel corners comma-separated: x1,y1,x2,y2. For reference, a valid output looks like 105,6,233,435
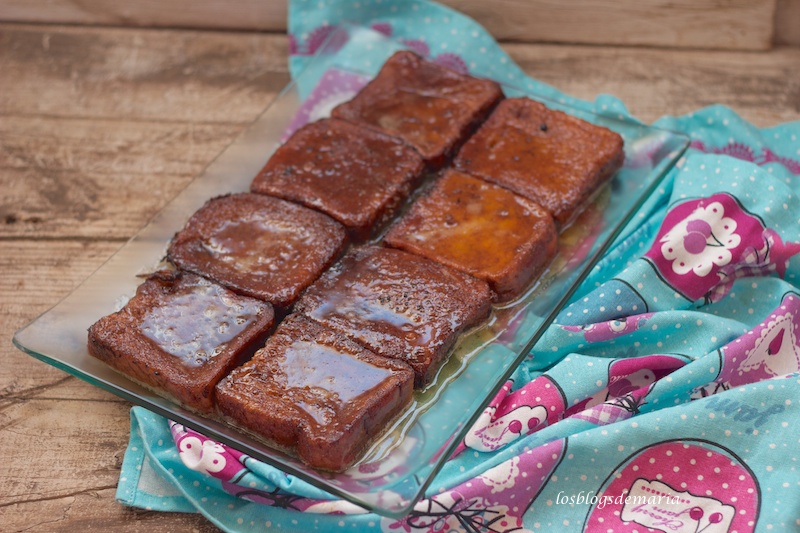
658,201,740,277
399,38,430,57
432,53,469,74
370,22,393,37
467,404,547,452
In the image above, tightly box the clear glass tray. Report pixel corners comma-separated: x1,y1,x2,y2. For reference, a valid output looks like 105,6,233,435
13,25,689,518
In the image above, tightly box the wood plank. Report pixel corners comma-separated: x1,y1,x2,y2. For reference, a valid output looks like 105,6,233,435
0,397,217,530
443,0,777,50
0,25,288,239
2,25,799,243
0,0,779,50
0,116,245,239
0,116,243,176
506,42,800,127
2,23,798,131
0,25,290,122
2,489,221,533
1,167,194,239
0,239,218,531
1,241,123,396
775,0,800,46
0,117,242,239
0,398,129,507
0,0,287,32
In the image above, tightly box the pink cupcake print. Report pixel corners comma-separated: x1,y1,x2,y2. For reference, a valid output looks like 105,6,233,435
645,193,800,304
585,440,759,532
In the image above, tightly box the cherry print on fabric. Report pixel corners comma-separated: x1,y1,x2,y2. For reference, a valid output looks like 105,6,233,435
454,376,566,455
584,439,759,533
645,193,800,304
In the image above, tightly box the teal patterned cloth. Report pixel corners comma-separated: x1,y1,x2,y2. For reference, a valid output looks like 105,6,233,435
116,1,800,530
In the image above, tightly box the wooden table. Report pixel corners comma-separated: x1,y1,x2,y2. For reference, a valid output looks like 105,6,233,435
1,13,799,532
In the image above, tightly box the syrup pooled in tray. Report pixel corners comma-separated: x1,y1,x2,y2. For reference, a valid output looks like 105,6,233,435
331,50,504,167
385,169,558,302
88,271,275,414
168,193,347,308
215,315,414,472
251,118,425,241
139,276,261,367
454,97,625,227
295,246,492,388
203,216,317,274
279,341,395,425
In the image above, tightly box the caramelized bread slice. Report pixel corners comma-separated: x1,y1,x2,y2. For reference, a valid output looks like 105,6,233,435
296,246,492,387
332,50,503,168
385,170,558,302
88,271,275,414
167,193,347,308
215,315,414,472
251,118,425,241
455,97,624,227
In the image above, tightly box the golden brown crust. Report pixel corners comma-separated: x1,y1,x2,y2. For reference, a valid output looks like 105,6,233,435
332,50,504,168
87,271,275,414
215,315,414,472
385,170,559,302
295,245,492,387
167,193,348,308
251,118,425,241
454,97,625,227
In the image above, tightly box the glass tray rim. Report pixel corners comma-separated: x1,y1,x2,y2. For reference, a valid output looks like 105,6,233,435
13,24,690,518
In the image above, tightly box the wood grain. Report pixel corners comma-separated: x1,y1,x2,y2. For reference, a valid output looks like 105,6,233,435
0,0,783,50
0,398,128,507
1,21,799,533
506,42,800,127
775,0,800,46
442,0,777,50
0,0,288,32
1,241,121,393
0,25,290,122
1,488,221,533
